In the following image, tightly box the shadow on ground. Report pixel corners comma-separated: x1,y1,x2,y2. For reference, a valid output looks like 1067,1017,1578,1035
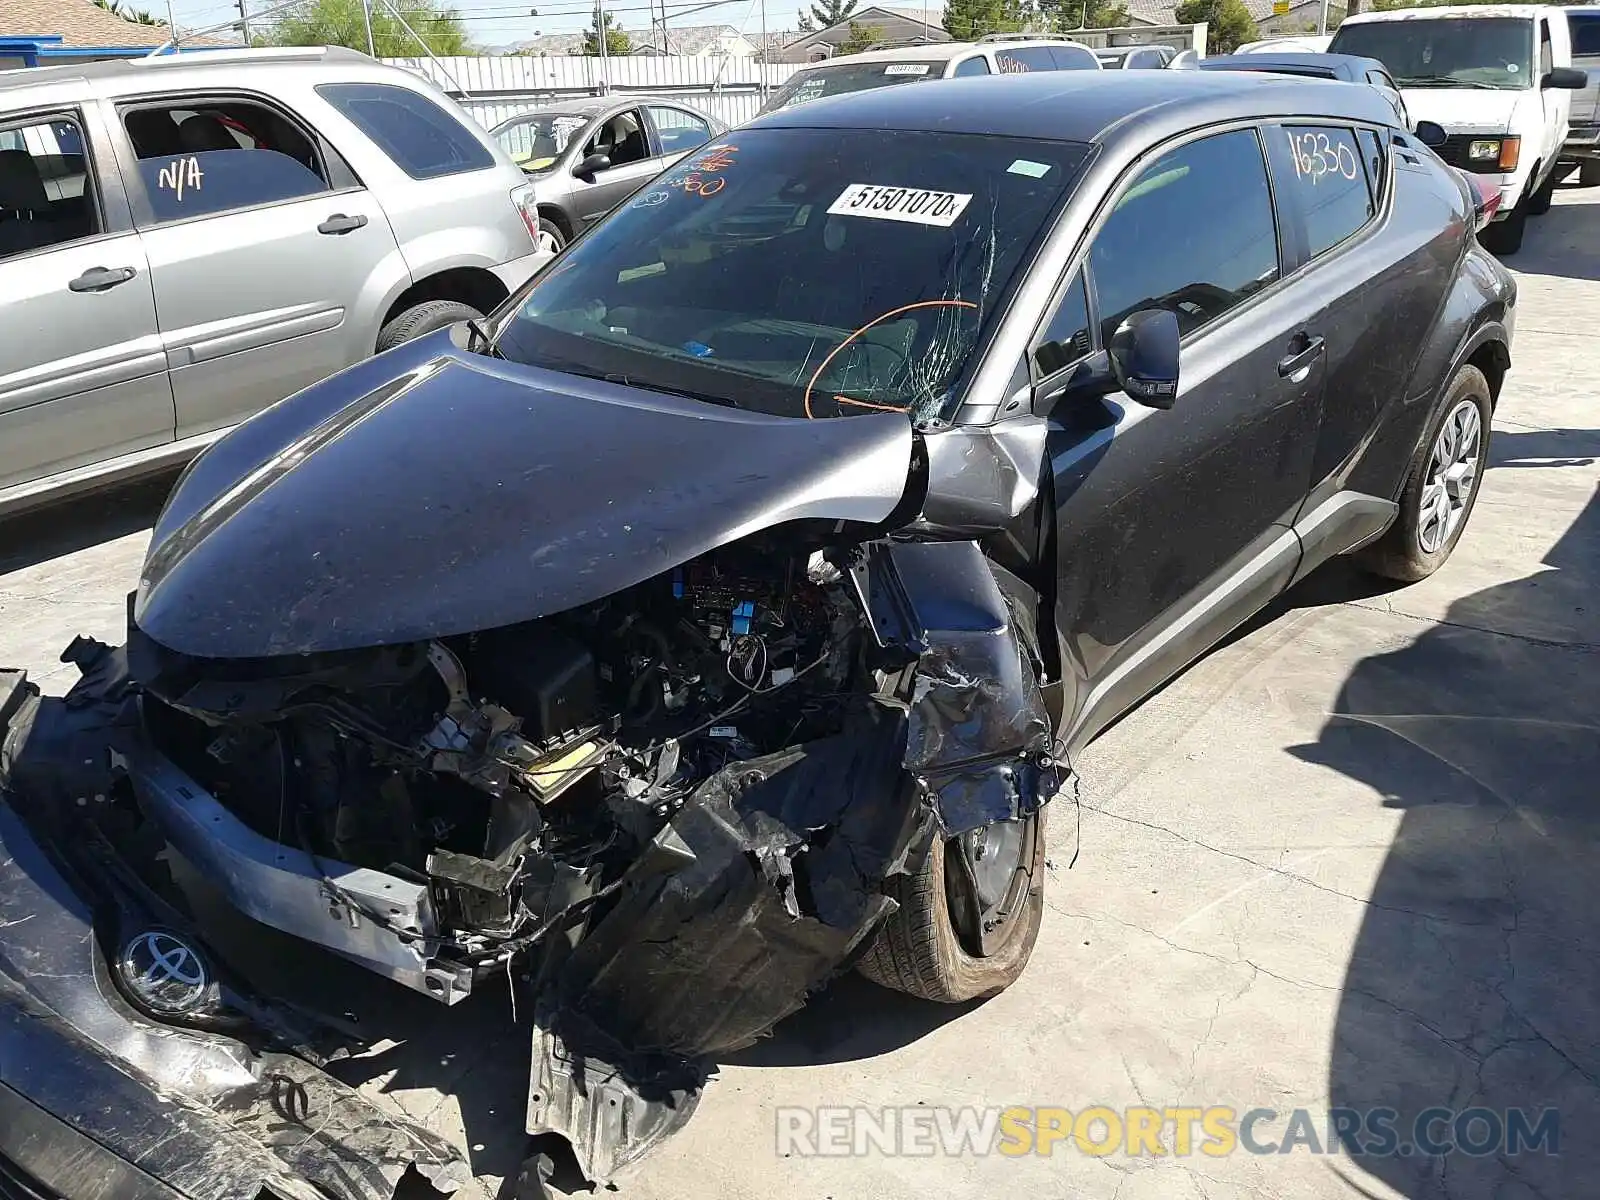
1507,180,1600,282
1294,477,1599,1198
0,475,176,575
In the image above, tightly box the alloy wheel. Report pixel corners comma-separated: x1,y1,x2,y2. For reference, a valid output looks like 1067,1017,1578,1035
1417,397,1483,555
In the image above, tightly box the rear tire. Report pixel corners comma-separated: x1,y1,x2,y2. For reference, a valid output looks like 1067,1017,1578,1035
858,808,1047,1003
1581,160,1600,188
376,300,483,353
1355,365,1491,584
536,217,566,255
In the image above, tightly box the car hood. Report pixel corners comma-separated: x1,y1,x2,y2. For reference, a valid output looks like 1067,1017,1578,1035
1402,87,1523,134
134,334,914,659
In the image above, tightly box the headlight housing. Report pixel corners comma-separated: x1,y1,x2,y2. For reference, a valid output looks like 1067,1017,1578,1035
1468,137,1521,170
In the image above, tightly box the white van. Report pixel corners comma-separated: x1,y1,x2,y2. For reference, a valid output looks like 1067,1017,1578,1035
1330,5,1588,252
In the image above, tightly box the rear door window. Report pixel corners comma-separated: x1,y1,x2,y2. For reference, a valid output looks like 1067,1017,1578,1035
120,98,334,224
994,47,1060,73
645,105,713,155
1279,124,1375,258
1088,128,1281,344
316,82,494,180
953,55,991,76
1572,12,1600,57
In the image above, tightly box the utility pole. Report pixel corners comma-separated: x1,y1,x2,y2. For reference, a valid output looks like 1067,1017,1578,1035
237,0,252,44
165,0,179,44
1318,0,1330,34
759,0,768,96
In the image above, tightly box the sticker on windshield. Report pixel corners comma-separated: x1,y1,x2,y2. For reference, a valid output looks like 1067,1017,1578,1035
1007,159,1052,178
827,183,972,227
884,63,931,75
793,78,826,103
552,116,586,152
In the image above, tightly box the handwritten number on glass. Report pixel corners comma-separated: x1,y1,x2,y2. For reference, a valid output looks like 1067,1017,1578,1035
158,155,204,200
1286,130,1358,186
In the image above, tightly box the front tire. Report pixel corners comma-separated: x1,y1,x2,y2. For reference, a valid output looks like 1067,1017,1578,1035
1581,160,1600,188
1480,201,1527,254
1355,364,1491,583
1526,164,1557,215
858,808,1046,1003
376,300,483,353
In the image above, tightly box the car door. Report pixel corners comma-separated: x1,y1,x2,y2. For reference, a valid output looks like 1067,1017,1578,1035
109,92,403,440
1032,126,1329,749
642,104,716,171
570,107,663,229
0,104,173,496
1538,15,1568,158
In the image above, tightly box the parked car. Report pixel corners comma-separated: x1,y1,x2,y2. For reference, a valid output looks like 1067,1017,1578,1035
1330,4,1588,253
1200,51,1411,129
1561,4,1600,185
490,96,727,252
1237,35,1335,54
1094,44,1177,68
755,34,1101,116
0,68,1513,1199
0,45,546,519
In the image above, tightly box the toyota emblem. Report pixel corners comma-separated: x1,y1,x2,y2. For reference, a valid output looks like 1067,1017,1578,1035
118,931,210,1015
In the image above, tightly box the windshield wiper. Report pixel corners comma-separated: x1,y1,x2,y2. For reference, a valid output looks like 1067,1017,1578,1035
1394,75,1503,90
465,317,503,359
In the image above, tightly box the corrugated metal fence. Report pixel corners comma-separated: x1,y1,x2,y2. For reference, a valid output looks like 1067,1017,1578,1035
384,55,802,130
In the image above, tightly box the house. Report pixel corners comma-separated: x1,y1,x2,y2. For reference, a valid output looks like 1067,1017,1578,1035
0,0,233,68
630,24,760,57
775,6,950,63
508,32,588,57
1119,0,1345,37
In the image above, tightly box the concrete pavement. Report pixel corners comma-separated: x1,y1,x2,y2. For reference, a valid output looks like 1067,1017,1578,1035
1,185,1596,1200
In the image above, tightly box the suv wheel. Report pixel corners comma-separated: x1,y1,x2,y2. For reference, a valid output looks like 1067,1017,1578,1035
858,808,1046,1003
376,300,484,353
1526,164,1557,215
1355,364,1491,583
1481,200,1527,254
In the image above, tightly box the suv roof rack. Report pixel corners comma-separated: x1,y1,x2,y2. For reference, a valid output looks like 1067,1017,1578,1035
135,46,333,67
976,33,1044,43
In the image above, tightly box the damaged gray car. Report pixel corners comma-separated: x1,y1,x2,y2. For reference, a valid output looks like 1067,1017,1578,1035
0,70,1512,1198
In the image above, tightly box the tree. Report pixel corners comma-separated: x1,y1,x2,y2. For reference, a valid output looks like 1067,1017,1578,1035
93,0,162,24
581,10,632,54
838,20,891,52
269,0,473,57
809,0,860,30
1175,0,1257,53
1046,0,1131,30
797,12,816,32
942,0,1025,41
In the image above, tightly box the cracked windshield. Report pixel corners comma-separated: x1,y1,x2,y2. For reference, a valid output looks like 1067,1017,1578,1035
1331,17,1535,90
495,127,1089,420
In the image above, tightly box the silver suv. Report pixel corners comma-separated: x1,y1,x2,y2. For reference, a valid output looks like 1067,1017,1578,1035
0,46,547,517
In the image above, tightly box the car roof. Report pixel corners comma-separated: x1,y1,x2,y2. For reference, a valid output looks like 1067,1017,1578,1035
1201,52,1382,77
1340,4,1551,23
800,38,1092,67
0,45,371,98
749,69,1400,143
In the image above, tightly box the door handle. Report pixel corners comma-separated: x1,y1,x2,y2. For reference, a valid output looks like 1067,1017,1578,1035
1277,335,1326,382
317,213,368,235
68,266,136,293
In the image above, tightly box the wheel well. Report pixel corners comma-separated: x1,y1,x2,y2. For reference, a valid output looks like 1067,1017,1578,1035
381,267,508,331
537,205,572,240
1466,339,1510,409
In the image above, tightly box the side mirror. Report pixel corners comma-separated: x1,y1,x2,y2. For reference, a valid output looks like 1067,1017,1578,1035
575,152,611,178
1413,120,1448,149
1108,309,1180,409
1544,66,1589,90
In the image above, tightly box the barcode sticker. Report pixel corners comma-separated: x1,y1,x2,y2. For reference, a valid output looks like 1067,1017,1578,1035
884,63,931,75
827,183,972,228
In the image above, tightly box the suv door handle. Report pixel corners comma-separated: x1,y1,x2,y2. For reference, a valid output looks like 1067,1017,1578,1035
318,213,368,235
1277,334,1326,382
68,266,136,293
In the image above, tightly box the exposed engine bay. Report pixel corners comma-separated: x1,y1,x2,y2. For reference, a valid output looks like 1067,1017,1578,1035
136,534,880,991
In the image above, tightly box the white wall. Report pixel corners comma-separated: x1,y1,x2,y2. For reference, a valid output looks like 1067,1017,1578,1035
386,54,801,128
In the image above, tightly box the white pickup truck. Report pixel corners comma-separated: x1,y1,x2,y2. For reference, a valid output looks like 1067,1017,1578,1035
1331,5,1588,253
1561,5,1600,185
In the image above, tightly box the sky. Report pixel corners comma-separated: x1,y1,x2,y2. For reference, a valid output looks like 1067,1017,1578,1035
164,0,946,50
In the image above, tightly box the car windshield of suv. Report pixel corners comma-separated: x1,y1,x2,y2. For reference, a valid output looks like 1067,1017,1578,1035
1330,18,1533,89
758,62,947,114
493,112,592,171
495,127,1089,422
